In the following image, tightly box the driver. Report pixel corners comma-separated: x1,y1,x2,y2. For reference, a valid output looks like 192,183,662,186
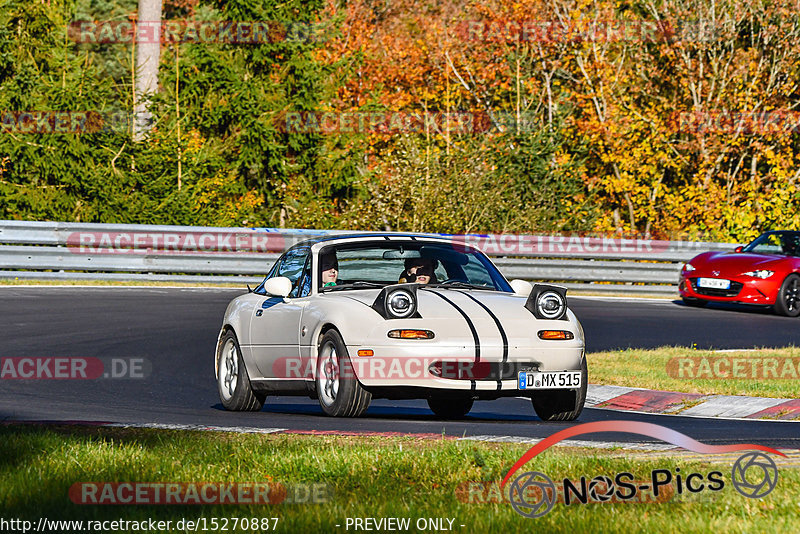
399,258,438,284
783,236,800,257
320,252,339,287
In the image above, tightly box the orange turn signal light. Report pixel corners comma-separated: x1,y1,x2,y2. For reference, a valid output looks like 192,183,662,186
357,349,374,357
538,330,574,340
387,329,435,339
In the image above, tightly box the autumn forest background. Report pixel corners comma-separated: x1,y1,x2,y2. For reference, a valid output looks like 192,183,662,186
2,0,800,241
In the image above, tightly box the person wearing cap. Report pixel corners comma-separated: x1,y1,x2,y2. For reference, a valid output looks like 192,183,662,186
399,257,438,284
320,252,339,287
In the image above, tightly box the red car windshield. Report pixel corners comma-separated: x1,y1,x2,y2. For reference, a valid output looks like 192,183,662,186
742,232,800,257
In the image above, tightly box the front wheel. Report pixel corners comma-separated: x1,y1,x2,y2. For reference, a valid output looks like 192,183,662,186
216,331,265,411
316,330,372,417
531,357,588,421
774,274,800,317
427,397,474,419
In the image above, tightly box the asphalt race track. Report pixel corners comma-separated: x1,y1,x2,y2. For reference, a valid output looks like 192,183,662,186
1,287,799,449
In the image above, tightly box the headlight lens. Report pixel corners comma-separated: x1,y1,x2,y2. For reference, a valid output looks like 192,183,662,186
743,270,775,279
524,284,568,320
536,290,565,320
387,289,416,318
683,263,696,272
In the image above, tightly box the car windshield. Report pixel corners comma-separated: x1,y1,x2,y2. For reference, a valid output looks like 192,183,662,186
317,241,512,292
742,232,800,256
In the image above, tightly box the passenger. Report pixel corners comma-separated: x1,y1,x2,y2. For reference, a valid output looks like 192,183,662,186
412,262,437,284
399,258,438,284
320,252,339,288
784,236,800,257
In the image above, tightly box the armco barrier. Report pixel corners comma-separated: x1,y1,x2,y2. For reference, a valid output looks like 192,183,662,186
0,220,738,293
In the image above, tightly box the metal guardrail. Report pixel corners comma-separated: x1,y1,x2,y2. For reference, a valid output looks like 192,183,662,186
0,220,738,293
0,245,280,274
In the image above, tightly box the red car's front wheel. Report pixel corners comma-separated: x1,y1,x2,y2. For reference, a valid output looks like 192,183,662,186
774,274,800,317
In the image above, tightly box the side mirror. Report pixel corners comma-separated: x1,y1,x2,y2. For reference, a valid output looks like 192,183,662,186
263,276,292,297
734,246,743,253
509,279,533,297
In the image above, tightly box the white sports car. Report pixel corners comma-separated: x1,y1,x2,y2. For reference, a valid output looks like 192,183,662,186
215,233,587,420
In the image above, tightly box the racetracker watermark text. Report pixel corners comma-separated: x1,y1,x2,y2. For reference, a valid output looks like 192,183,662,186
68,20,332,44
674,110,800,135
273,356,542,382
0,111,130,135
62,229,710,257
667,356,800,379
457,19,728,43
457,477,674,505
0,357,149,379
67,230,287,254
70,482,331,505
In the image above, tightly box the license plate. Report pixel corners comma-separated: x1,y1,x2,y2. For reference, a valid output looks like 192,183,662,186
518,371,581,390
697,277,731,289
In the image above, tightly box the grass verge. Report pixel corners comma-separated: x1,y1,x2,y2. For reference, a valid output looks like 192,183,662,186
0,425,796,533
589,346,800,398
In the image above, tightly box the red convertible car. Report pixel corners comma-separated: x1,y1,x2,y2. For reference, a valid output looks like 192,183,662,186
679,230,800,316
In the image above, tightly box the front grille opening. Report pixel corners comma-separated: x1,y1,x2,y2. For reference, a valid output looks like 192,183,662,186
428,361,539,380
690,278,743,297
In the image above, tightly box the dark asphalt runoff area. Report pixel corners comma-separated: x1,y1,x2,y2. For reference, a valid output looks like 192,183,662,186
1,287,798,448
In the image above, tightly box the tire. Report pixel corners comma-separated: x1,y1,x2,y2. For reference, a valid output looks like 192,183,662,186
531,356,588,421
773,274,800,317
682,297,708,308
316,330,372,417
427,397,474,419
216,331,265,411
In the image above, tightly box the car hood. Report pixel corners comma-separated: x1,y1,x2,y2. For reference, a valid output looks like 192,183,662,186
690,251,785,273
330,287,528,316
322,287,582,348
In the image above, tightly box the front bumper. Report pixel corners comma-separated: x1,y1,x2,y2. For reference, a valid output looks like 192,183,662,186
679,275,779,305
345,343,584,390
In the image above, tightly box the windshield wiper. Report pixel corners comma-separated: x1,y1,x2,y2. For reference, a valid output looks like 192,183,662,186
426,281,494,290
320,281,385,292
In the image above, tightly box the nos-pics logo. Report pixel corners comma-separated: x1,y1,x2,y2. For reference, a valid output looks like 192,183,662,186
502,421,782,519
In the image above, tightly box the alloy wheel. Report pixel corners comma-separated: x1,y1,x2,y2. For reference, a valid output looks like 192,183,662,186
319,343,340,406
218,338,238,401
785,278,799,312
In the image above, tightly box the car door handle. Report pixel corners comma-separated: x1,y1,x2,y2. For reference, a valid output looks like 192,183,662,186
256,310,263,317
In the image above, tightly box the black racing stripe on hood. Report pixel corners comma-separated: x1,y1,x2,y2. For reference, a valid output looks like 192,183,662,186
424,289,480,363
456,290,509,364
